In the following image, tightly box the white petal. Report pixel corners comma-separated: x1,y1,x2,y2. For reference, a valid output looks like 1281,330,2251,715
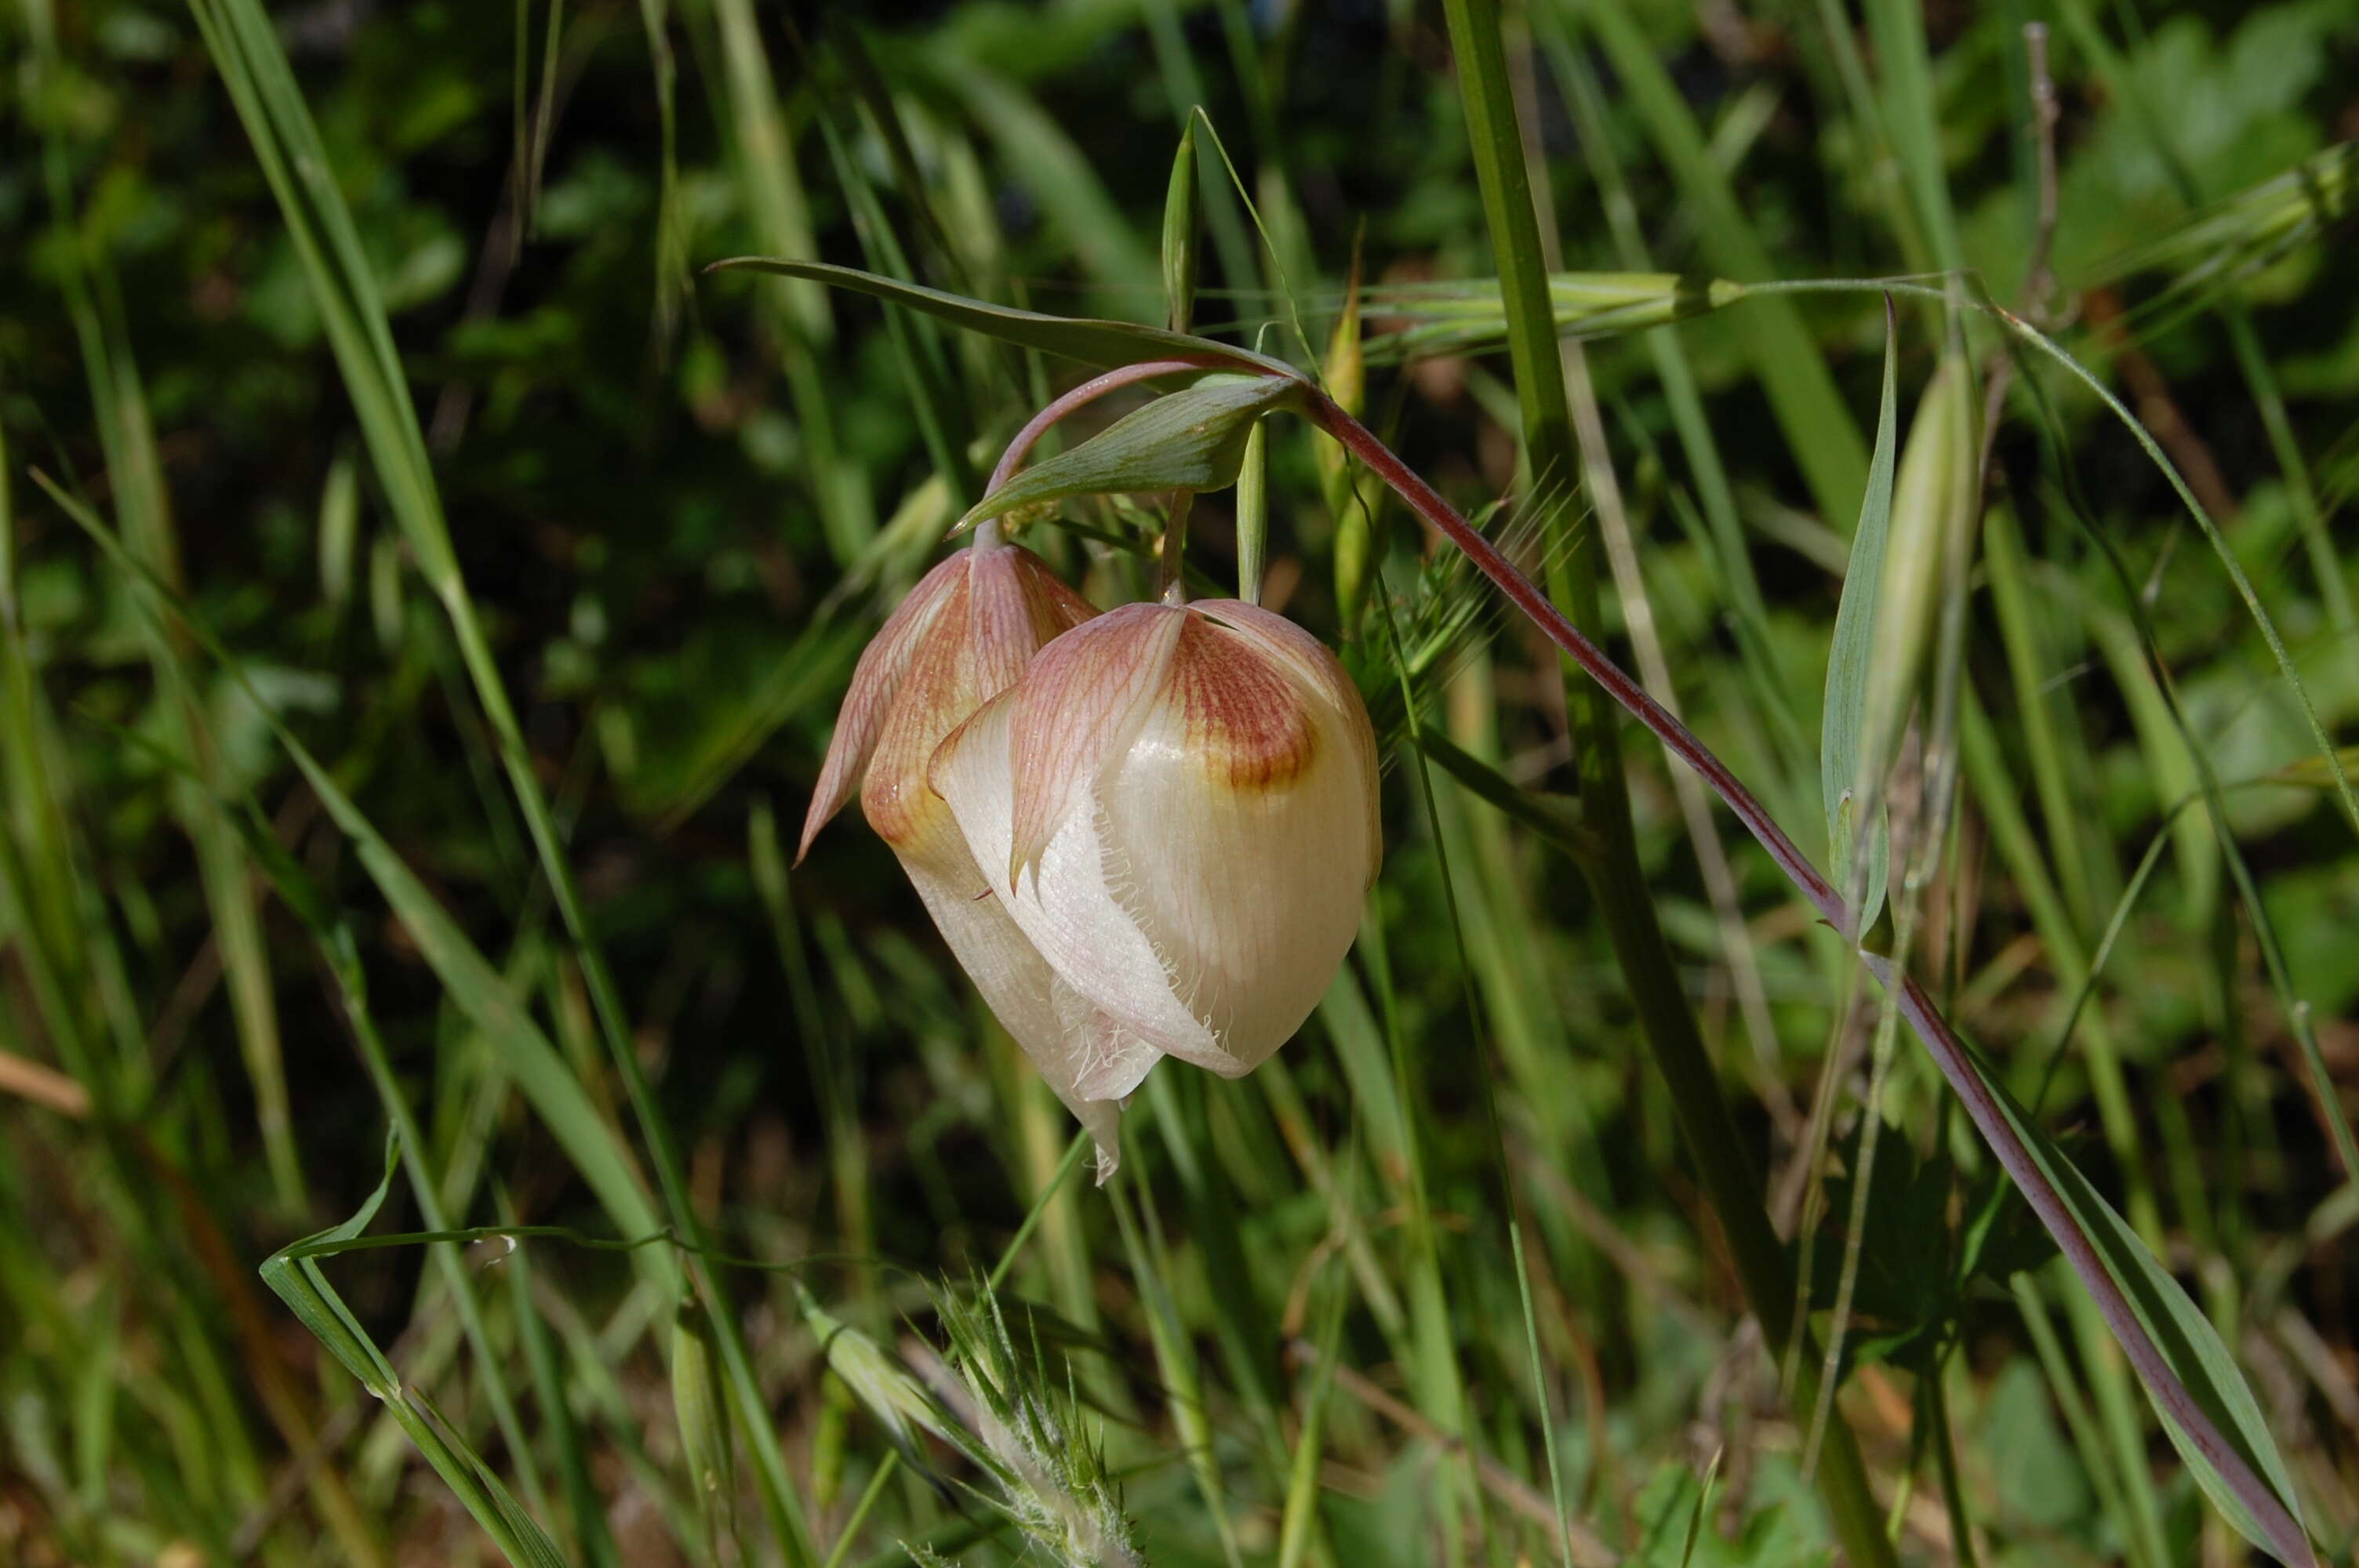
890,793,1145,1176
1192,599,1383,890
932,688,1233,1079
1096,612,1378,1069
1001,604,1185,881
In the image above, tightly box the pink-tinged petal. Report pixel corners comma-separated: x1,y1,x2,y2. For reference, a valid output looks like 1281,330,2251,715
1190,601,1383,889
860,569,983,850
1094,607,1381,1069
1002,603,1186,884
798,552,972,861
965,544,1098,699
931,686,1230,1078
1190,601,1365,728
863,547,1100,851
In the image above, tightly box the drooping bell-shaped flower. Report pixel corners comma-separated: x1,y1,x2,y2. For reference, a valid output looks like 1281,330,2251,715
798,544,1119,1152
929,599,1380,1161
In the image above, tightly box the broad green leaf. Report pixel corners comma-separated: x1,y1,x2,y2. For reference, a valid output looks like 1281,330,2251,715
706,257,1295,378
955,373,1304,532
1822,301,1900,932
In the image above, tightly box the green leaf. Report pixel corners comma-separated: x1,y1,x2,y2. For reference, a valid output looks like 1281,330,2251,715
955,373,1304,532
38,470,672,1280
705,256,1295,378
1822,299,1901,933
1161,120,1200,333
259,1132,404,1397
1993,1091,2309,1560
259,1143,574,1568
1900,982,2317,1566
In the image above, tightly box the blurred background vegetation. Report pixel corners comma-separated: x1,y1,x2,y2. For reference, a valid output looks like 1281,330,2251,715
2,0,2356,1563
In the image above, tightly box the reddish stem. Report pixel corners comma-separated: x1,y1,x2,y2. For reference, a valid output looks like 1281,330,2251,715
986,358,1227,497
1300,387,2314,1568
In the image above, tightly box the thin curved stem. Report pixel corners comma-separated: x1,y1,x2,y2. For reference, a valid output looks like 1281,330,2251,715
1299,387,2316,1568
984,358,1227,499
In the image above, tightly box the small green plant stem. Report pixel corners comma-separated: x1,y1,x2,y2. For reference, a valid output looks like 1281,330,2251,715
1297,400,2317,1567
1434,2,1899,1562
816,1131,1090,1568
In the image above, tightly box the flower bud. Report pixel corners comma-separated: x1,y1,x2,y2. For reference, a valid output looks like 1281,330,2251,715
801,544,1096,864
801,544,1123,1158
929,600,1380,1166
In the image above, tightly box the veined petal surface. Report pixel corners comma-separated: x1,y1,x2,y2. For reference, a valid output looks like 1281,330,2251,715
1003,603,1187,881
932,689,1228,1083
798,551,971,859
1096,610,1379,1067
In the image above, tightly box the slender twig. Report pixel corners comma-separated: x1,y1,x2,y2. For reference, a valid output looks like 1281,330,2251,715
0,1048,90,1117
2020,24,2062,328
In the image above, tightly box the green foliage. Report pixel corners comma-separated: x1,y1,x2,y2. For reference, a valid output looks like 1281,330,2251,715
4,1,2357,1565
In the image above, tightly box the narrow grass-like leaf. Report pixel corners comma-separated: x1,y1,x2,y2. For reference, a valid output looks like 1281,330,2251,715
1864,0,1966,272
42,471,671,1270
1940,1025,2314,1564
1864,350,1977,780
1560,0,1870,526
1983,505,2112,937
1750,273,2359,850
180,9,822,1552
708,257,1296,377
259,1142,572,1568
806,103,978,505
923,56,1158,297
1356,273,1739,362
1161,121,1201,333
34,60,300,1205
2073,129,2359,311
1822,299,1901,933
1106,1174,1244,1568
1437,2,1894,1560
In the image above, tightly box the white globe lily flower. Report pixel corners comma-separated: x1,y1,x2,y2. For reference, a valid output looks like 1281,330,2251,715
929,599,1380,1167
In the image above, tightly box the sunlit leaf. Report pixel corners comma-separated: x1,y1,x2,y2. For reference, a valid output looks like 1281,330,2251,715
1822,299,1900,933
707,256,1295,377
955,373,1304,533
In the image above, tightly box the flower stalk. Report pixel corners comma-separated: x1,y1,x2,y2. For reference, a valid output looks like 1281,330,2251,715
1300,385,2314,1568
1434,0,1895,1559
748,216,2316,1568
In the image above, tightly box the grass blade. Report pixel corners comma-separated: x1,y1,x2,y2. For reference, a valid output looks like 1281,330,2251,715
1821,299,1901,932
707,256,1296,376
